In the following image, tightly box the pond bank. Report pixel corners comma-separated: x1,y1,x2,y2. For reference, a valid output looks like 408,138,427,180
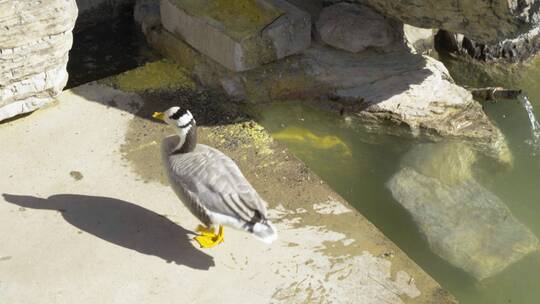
0,67,456,303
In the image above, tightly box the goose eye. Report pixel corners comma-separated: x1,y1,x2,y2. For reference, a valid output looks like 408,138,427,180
170,108,188,120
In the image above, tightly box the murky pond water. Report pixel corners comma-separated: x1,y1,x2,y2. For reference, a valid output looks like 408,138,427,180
251,56,540,303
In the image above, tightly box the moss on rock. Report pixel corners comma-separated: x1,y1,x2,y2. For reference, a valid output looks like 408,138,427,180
176,0,282,40
101,59,196,93
205,121,274,156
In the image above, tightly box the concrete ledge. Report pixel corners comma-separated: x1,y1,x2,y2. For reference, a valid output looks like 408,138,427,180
0,64,456,302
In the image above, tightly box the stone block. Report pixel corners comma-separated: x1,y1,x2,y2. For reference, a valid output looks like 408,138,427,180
160,0,311,71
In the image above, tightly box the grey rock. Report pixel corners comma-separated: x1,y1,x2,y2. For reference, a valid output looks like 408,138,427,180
436,28,540,63
387,142,539,280
143,24,511,164
160,0,311,72
286,0,323,21
134,0,161,35
470,87,522,101
355,0,540,43
316,3,393,53
241,45,512,163
0,0,77,122
400,142,477,186
403,24,435,55
220,77,247,101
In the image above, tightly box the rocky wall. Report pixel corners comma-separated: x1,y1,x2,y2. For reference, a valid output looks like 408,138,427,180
0,0,78,122
355,0,540,44
436,28,540,63
136,0,512,164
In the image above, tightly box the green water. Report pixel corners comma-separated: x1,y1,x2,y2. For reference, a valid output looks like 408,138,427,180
251,56,540,303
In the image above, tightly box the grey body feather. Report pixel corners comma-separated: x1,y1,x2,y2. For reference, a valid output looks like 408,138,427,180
161,135,270,231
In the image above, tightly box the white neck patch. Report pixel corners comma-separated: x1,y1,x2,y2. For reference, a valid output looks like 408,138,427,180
177,111,193,128
175,111,194,149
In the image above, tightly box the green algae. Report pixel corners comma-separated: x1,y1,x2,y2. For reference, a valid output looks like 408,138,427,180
151,31,203,72
101,59,196,93
176,0,282,40
205,121,274,156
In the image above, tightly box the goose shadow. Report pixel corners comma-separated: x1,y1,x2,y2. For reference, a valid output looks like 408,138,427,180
2,193,214,270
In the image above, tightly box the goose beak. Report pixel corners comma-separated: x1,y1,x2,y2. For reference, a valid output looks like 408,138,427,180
152,112,165,121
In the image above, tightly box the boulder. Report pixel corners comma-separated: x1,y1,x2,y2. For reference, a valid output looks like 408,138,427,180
470,87,522,101
315,3,394,53
355,0,540,43
403,24,436,55
387,142,539,280
400,142,476,186
160,0,311,71
436,28,540,63
0,0,78,122
134,0,161,35
236,45,512,163
140,13,511,163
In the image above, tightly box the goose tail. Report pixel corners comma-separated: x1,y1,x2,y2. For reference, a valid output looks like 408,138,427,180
252,221,278,244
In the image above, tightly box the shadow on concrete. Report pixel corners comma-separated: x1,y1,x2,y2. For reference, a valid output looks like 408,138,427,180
70,84,251,126
2,193,214,270
67,3,158,89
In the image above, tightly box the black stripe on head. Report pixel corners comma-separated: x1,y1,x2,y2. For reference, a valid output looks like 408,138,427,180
170,108,188,120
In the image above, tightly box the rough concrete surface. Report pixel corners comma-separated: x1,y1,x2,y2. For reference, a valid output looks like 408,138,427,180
0,79,456,303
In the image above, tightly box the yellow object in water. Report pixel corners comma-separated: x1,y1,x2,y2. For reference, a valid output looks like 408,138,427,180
194,225,225,248
272,127,352,156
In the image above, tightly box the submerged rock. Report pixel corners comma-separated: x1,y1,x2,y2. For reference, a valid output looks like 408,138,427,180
400,142,477,186
388,143,539,280
0,0,78,122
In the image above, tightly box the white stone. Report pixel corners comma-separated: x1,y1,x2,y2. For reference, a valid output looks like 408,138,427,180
0,0,77,122
403,24,435,54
